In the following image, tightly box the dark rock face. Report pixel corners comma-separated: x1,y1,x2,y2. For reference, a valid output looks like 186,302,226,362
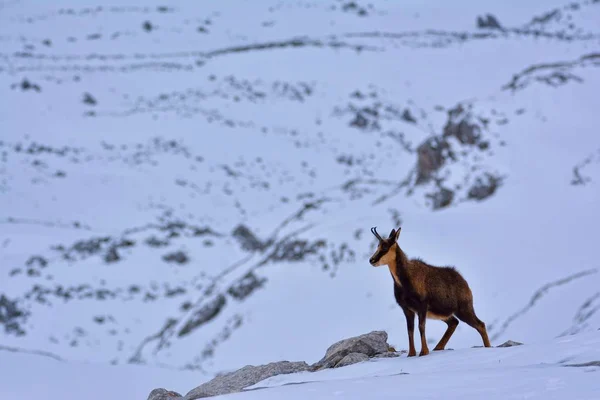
401,108,417,123
468,173,501,200
227,272,267,301
427,187,455,210
178,295,226,337
104,246,120,263
232,224,266,252
443,104,482,145
477,14,503,30
162,251,189,265
416,137,451,184
0,294,26,335
184,361,310,399
265,239,326,264
25,256,48,268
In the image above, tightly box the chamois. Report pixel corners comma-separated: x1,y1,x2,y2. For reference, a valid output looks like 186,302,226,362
369,226,491,357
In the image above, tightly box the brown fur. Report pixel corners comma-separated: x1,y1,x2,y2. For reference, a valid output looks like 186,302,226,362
369,226,491,357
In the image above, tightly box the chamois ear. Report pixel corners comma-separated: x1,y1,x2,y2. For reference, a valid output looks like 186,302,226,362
392,227,401,242
388,229,396,239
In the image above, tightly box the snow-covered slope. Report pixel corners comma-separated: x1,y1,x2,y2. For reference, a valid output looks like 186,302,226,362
1,0,599,381
2,331,600,399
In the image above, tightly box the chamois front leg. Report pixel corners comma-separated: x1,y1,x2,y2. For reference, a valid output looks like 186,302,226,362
417,308,429,356
402,307,416,357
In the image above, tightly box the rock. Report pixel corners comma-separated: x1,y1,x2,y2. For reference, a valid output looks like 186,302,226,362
497,340,523,348
265,238,326,263
232,224,267,252
178,294,226,337
104,246,120,263
468,173,501,201
416,137,451,184
373,351,403,359
82,92,97,106
477,14,503,30
25,255,48,268
443,104,482,145
145,236,169,248
427,187,454,210
147,388,182,400
401,108,417,123
162,251,189,265
0,294,26,335
184,361,309,399
311,330,390,371
335,352,369,367
227,272,267,300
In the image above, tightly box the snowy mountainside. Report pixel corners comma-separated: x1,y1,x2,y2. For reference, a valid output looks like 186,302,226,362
2,330,600,400
1,0,600,377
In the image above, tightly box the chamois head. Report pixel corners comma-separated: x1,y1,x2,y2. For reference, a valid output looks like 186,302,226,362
369,226,401,267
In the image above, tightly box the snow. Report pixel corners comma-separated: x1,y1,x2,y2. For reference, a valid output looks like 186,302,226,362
1,0,600,396
1,331,599,399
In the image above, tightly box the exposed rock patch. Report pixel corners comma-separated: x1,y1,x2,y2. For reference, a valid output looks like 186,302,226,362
150,330,398,399
310,330,390,370
0,294,27,335
227,272,267,301
147,388,183,400
468,173,502,201
162,250,189,265
335,352,369,367
177,294,227,337
477,14,503,30
443,104,482,145
184,361,310,400
232,224,267,252
497,340,523,348
416,137,452,184
427,186,455,210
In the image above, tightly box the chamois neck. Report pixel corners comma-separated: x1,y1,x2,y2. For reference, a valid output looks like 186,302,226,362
387,244,409,287
395,245,409,268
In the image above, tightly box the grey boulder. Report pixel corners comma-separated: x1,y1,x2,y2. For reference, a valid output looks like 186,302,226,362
310,330,390,370
147,388,182,400
185,360,309,400
334,352,369,368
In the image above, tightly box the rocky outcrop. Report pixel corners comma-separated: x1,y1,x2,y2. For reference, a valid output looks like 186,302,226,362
184,361,310,400
148,330,399,400
147,388,183,400
468,173,501,201
476,14,503,30
310,330,391,370
416,137,452,184
335,352,370,368
497,340,523,348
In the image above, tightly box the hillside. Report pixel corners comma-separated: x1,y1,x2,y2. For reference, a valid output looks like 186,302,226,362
2,330,599,399
1,0,599,383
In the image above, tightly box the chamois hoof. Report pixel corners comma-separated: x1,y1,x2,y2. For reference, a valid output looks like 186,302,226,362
419,350,429,357
407,351,416,357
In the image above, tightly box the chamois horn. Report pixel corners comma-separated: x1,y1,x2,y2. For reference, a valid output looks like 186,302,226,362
371,226,383,241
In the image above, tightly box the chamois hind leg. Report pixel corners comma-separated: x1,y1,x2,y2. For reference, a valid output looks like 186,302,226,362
402,307,417,357
456,304,491,348
433,316,459,351
417,308,430,356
